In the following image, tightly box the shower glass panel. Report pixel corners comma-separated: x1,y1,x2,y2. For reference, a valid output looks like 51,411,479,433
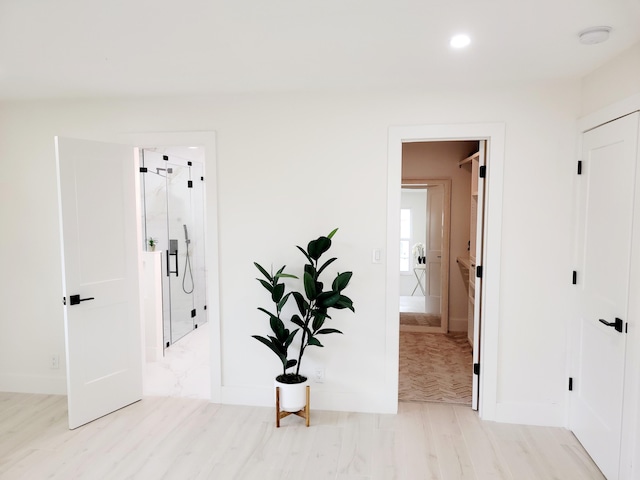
140,149,207,349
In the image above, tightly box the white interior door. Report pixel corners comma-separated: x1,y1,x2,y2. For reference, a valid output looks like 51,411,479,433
55,137,143,429
472,142,486,411
424,185,443,315
569,112,639,480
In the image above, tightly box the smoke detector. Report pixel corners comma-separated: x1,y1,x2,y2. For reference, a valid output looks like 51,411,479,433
578,26,612,45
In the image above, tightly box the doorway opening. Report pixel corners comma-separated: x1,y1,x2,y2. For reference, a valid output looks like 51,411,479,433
387,122,505,419
398,141,480,407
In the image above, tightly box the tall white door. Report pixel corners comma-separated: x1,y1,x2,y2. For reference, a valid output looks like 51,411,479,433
55,137,143,429
424,185,443,315
471,142,486,411
569,112,640,479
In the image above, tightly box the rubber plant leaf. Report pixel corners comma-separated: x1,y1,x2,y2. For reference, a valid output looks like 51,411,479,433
317,328,343,335
303,271,317,300
254,262,272,282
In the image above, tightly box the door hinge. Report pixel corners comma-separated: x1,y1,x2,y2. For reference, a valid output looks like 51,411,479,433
163,155,169,161
569,377,573,391
476,265,483,278
188,161,192,166
572,270,577,285
577,160,582,175
204,305,207,310
473,363,480,375
479,165,486,178
139,167,148,173
191,309,196,318
201,176,204,181
62,297,66,305
187,180,193,188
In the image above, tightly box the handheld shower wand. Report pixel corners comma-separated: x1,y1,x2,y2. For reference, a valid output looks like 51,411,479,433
182,224,194,294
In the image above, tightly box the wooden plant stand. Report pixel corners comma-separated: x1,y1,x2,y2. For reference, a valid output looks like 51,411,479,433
275,385,310,427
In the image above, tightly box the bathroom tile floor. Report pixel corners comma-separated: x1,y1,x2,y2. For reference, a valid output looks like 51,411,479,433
144,322,210,399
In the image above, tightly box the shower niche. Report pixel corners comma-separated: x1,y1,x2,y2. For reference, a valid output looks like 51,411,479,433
140,149,207,350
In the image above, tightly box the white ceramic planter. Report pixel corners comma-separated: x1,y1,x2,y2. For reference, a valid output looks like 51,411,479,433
275,377,309,412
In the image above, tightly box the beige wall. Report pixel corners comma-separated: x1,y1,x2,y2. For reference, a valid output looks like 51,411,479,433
581,41,640,116
402,141,476,330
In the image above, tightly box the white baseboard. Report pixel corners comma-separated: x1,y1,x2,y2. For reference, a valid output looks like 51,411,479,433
0,373,67,395
449,316,467,332
493,401,565,427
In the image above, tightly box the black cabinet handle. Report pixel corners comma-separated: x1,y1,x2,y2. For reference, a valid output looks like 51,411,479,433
69,294,95,306
599,318,623,333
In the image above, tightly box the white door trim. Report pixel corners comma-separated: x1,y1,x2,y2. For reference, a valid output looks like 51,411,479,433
118,131,222,404
387,123,505,419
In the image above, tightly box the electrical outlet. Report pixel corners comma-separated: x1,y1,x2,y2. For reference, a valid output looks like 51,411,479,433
314,368,325,383
50,354,59,369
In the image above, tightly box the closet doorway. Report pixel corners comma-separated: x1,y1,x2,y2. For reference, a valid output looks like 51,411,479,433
398,140,485,409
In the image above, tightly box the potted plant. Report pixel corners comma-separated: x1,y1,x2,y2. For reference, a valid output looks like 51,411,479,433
253,228,355,416
147,237,157,251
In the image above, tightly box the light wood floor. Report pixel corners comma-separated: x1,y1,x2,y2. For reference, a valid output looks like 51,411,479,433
0,393,604,479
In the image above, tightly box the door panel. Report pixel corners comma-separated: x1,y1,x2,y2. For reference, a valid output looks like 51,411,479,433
56,137,143,429
570,112,639,480
425,185,443,314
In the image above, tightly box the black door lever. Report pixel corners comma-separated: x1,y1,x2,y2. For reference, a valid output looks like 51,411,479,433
69,294,95,306
598,317,624,333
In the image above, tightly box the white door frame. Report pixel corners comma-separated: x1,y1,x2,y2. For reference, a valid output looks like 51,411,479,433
119,131,222,404
574,94,640,480
387,123,505,419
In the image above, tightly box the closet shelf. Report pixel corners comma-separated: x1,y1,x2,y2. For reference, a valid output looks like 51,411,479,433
458,152,480,167
456,255,475,271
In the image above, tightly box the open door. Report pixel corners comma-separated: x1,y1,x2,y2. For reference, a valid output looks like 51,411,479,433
471,141,487,411
55,137,143,429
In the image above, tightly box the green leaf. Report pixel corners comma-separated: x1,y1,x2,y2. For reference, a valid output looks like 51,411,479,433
252,335,287,368
257,307,277,318
307,236,331,260
304,264,316,280
334,295,355,312
285,359,298,370
285,329,299,348
317,328,343,335
312,312,326,332
275,273,298,280
292,292,308,316
257,279,273,293
303,271,317,300
254,262,272,281
316,291,341,309
270,315,286,340
296,245,314,264
327,228,338,239
277,292,292,312
272,282,285,303
307,336,324,347
317,257,337,276
291,314,305,329
332,271,352,292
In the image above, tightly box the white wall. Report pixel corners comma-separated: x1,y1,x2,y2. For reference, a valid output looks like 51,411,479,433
0,83,580,422
581,41,640,116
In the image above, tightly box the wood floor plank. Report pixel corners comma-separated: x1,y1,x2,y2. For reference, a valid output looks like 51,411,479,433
0,393,608,480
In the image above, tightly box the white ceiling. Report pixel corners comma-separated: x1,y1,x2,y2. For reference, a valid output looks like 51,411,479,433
1,0,639,100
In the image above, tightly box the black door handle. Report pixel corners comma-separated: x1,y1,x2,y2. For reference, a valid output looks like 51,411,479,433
69,294,95,306
599,317,624,333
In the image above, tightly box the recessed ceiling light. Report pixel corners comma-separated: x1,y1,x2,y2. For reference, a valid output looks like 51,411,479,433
578,26,612,45
450,34,471,49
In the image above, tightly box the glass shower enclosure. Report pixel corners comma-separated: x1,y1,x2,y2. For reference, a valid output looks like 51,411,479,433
140,149,207,349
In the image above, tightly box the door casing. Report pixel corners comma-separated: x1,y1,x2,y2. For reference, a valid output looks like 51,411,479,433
387,123,505,419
